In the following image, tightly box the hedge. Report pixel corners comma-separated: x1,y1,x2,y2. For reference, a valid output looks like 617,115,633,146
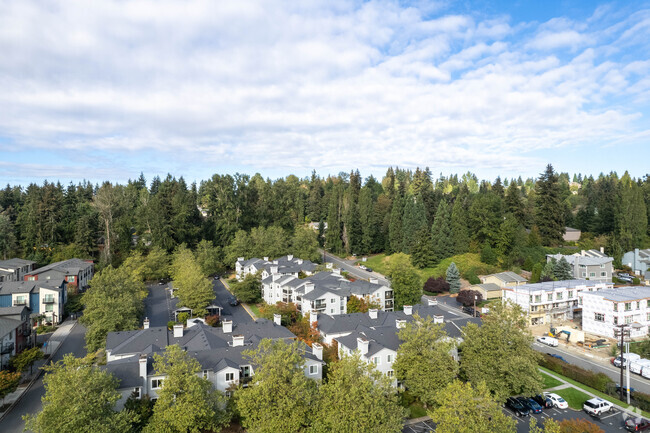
540,354,613,393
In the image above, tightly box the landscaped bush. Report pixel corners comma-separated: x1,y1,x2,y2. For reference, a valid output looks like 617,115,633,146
205,314,220,327
423,277,450,294
464,271,481,285
540,354,614,393
632,391,650,412
456,290,483,307
431,253,499,280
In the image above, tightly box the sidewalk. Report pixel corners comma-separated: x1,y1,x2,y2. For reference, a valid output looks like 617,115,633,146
0,319,77,419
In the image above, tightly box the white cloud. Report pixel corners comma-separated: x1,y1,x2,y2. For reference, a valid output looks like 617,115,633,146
0,0,648,181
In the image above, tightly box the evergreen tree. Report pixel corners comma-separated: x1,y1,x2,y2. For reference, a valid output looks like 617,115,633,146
504,182,526,225
401,194,428,254
431,200,454,263
325,185,343,254
446,262,461,294
540,261,555,282
553,257,573,280
617,172,647,252
387,253,422,309
411,228,434,269
496,214,526,265
535,165,565,246
388,194,404,253
451,190,470,255
530,263,543,283
358,186,376,255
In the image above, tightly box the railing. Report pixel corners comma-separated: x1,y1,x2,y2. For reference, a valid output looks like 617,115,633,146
13,300,26,306
1,343,15,354
43,297,55,304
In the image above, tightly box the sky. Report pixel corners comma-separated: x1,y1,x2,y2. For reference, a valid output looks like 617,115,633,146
1,0,650,186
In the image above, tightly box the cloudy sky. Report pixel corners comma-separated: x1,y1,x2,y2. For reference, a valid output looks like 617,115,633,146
1,0,649,186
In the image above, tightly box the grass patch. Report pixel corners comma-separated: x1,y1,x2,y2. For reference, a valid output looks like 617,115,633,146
248,303,262,318
538,366,650,417
399,391,428,419
541,372,563,389
553,388,591,410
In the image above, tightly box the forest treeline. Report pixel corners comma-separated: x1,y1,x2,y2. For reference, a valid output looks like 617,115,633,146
0,164,647,272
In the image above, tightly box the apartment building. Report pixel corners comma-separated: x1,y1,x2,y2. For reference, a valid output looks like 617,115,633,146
104,317,324,408
235,255,317,281
24,258,94,290
581,286,650,339
503,279,613,325
0,279,67,324
0,258,37,283
547,249,613,283
623,249,650,277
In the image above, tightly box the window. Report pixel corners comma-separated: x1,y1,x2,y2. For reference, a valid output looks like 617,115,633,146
626,316,633,324
387,370,394,378
530,295,533,302
68,276,76,282
547,294,553,302
582,272,586,277
330,298,335,303
613,303,618,312
45,304,53,312
580,264,586,268
309,365,318,375
330,309,334,314
638,302,641,310
625,303,632,311
601,264,605,268
647,313,650,321
372,356,380,366
133,387,141,398
614,316,619,325
202,370,208,379
151,379,163,389
594,313,605,322
556,292,563,300
601,272,607,277
535,295,542,303
225,372,235,382
387,354,393,363
590,272,596,277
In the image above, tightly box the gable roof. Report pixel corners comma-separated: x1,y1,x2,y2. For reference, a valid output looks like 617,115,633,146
0,316,22,338
0,280,64,295
488,271,527,283
0,258,36,270
470,283,502,292
28,258,93,276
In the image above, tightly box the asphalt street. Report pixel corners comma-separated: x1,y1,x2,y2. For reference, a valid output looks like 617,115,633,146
144,282,177,327
213,279,254,324
322,251,390,286
1,322,88,433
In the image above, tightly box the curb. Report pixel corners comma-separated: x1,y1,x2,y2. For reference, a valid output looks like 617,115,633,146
220,278,257,321
0,320,78,423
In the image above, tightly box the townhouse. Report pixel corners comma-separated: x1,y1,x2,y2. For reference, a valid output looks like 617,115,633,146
623,248,650,277
24,258,94,290
316,301,481,386
104,317,324,408
262,268,394,316
235,255,317,281
547,249,613,283
0,279,68,325
480,271,528,289
581,286,650,339
0,258,37,283
503,279,612,326
0,306,32,359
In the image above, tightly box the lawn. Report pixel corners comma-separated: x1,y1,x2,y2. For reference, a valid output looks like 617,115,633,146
248,303,262,319
541,372,563,389
553,388,591,410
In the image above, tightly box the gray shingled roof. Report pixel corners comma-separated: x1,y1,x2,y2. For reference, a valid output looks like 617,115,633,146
489,271,527,283
0,258,36,270
28,258,93,276
547,254,612,266
470,283,502,292
0,317,22,338
0,280,63,295
508,279,608,293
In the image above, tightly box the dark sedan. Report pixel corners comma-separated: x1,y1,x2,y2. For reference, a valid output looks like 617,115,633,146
531,394,552,409
505,397,530,417
518,397,543,414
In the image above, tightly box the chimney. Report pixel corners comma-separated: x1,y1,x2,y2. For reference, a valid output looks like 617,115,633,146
297,259,303,265
222,319,233,334
433,315,444,324
139,354,148,395
273,314,282,326
271,265,279,274
369,309,378,319
357,337,369,355
312,343,323,361
427,298,438,306
311,312,318,325
173,324,183,338
263,256,269,261
396,319,406,328
238,257,245,262
273,260,278,264
581,250,586,256
305,282,315,293
232,335,245,347
143,317,150,329
403,305,412,315
326,263,333,269
369,278,378,284
288,254,294,261
333,268,341,276
600,247,605,254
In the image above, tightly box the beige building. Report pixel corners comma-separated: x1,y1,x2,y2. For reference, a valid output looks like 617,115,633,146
466,283,502,300
480,271,527,289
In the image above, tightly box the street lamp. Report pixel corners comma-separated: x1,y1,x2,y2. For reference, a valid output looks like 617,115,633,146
614,322,643,404
474,295,478,317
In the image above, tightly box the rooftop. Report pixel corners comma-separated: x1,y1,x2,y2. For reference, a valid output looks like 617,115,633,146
487,271,527,283
506,279,611,293
28,258,93,276
581,286,650,302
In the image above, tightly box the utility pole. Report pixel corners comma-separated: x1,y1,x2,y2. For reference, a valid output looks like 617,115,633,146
474,294,478,317
614,324,631,403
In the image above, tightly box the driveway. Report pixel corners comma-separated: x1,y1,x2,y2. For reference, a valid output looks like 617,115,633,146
144,282,177,327
214,279,254,324
1,322,87,433
322,251,390,286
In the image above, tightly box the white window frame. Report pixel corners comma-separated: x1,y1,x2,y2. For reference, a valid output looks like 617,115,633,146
309,364,318,375
594,313,605,322
387,354,392,363
372,356,380,366
225,372,235,382
151,378,163,389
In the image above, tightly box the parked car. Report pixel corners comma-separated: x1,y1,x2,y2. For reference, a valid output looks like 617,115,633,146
625,417,650,431
532,394,553,409
228,296,240,306
616,384,637,394
614,353,642,368
544,392,568,409
365,267,373,272
462,306,482,317
518,397,543,414
550,354,567,363
583,397,613,416
537,336,559,347
359,265,367,270
505,397,530,417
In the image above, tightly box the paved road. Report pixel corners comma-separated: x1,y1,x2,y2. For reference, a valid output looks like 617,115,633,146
1,323,87,433
322,251,390,285
144,282,177,327
214,279,254,324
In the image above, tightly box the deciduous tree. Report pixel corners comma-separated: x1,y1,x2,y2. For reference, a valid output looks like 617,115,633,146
386,253,422,309
10,347,44,374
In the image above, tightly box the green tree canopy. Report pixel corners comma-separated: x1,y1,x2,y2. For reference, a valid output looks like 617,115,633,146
386,253,422,309
236,339,317,433
170,246,215,317
309,354,405,433
10,347,44,374
553,256,573,280
393,314,458,407
144,345,230,433
459,301,543,401
431,199,454,263
535,165,565,246
446,262,461,294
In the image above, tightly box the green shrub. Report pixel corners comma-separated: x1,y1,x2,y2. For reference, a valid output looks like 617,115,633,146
540,354,614,393
632,391,650,411
465,271,481,285
177,312,189,325
633,277,641,285
167,321,176,330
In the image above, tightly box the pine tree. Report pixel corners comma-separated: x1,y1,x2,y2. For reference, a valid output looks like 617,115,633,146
325,186,343,254
411,228,434,269
540,261,555,282
553,257,573,280
358,187,375,255
402,195,428,254
617,172,647,252
505,182,526,225
431,200,454,263
389,194,404,253
446,262,461,294
530,263,543,283
451,189,470,255
535,165,565,246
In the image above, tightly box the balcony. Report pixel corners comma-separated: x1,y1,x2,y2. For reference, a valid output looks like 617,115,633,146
1,343,14,354
13,300,26,306
385,300,394,309
43,297,56,304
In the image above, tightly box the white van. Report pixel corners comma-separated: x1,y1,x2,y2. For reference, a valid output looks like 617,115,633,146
613,353,641,368
642,366,650,379
629,358,650,375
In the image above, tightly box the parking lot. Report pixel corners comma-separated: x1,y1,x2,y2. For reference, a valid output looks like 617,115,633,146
403,406,635,432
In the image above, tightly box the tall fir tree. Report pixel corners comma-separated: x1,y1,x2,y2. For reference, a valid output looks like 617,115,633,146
431,199,454,263
388,194,404,253
553,256,573,280
446,262,461,294
451,188,470,255
411,228,434,269
617,172,647,252
325,185,343,254
504,181,526,226
401,194,428,254
535,164,565,246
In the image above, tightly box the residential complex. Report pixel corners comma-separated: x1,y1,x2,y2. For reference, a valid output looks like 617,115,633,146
24,258,94,290
581,286,650,339
623,248,650,278
235,255,317,281
503,279,613,325
0,258,37,283
480,271,528,289
0,279,68,325
547,249,613,283
104,318,324,408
